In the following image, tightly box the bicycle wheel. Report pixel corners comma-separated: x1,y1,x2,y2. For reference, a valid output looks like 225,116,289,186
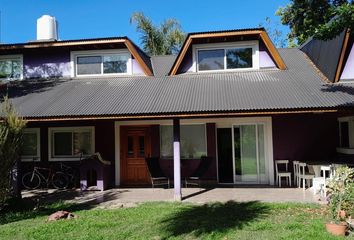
22,172,41,189
52,172,69,189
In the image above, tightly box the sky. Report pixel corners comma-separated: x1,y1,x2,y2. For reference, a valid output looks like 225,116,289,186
0,0,290,46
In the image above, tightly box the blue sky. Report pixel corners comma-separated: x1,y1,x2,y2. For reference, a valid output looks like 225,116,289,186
0,0,290,46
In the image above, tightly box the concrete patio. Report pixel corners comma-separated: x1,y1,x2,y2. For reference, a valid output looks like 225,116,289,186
22,187,323,209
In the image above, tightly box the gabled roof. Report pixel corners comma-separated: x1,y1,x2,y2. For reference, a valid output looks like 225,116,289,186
300,29,351,82
3,48,354,121
0,37,154,76
169,28,287,75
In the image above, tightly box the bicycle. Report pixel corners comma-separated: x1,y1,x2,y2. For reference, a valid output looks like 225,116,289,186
57,162,78,188
22,166,69,190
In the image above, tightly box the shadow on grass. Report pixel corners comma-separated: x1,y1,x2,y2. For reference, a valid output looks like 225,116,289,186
160,201,270,238
0,189,129,225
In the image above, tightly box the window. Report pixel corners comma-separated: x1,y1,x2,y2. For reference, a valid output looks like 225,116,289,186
338,117,354,154
194,41,259,72
49,127,94,161
73,50,131,77
160,124,207,159
0,55,23,80
21,128,40,161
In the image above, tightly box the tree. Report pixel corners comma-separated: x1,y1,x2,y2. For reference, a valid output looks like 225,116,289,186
259,17,288,48
130,12,185,55
276,0,354,45
0,96,26,208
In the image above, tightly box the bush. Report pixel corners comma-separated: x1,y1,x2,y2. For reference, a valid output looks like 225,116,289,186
0,97,26,210
326,166,354,221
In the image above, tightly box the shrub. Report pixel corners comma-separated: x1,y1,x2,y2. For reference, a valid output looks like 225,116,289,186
326,166,354,221
0,97,26,210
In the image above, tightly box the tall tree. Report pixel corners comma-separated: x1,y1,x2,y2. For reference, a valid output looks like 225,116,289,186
130,12,185,55
277,0,354,45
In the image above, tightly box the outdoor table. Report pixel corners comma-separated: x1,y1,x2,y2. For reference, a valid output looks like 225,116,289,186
305,162,331,177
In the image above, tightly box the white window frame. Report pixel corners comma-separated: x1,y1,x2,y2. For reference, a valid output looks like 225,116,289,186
21,128,40,162
48,126,95,161
192,41,259,73
0,54,24,81
159,123,208,159
337,117,354,154
70,49,132,77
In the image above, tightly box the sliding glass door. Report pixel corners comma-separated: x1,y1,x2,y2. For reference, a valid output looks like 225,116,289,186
233,124,268,184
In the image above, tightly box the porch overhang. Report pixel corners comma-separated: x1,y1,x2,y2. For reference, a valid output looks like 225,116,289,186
18,108,341,122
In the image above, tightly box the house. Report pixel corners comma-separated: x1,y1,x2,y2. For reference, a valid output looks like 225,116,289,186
1,15,354,200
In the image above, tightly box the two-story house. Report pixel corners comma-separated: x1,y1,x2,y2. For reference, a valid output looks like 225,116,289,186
1,15,354,200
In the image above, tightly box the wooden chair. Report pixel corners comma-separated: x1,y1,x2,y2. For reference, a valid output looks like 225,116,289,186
185,156,211,188
298,162,315,190
275,160,292,187
145,157,170,188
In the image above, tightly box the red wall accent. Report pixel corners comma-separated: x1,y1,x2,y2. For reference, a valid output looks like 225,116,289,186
272,114,339,162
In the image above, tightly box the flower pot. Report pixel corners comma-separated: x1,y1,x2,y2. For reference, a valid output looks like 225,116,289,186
325,222,347,236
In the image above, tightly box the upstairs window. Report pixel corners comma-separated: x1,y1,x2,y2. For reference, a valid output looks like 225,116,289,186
72,50,132,77
0,55,23,80
193,41,259,72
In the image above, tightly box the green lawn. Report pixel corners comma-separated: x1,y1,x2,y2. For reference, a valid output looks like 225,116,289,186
0,201,352,240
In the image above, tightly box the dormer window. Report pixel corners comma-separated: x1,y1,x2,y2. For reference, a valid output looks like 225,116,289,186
71,50,132,77
0,55,23,81
193,41,259,73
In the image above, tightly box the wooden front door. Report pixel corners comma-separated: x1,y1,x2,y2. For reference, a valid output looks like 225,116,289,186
120,126,151,185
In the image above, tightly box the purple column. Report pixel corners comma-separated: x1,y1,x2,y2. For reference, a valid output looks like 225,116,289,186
173,118,182,201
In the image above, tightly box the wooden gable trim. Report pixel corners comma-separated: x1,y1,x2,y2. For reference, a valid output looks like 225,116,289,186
0,39,127,50
124,39,153,76
335,29,351,82
169,30,286,75
259,31,286,70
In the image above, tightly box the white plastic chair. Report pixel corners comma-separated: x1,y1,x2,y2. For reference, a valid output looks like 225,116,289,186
293,161,299,187
275,160,292,187
298,162,315,190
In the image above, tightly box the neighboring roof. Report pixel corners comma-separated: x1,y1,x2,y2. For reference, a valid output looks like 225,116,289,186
169,28,287,75
300,29,351,82
151,55,177,77
3,48,354,120
0,36,154,76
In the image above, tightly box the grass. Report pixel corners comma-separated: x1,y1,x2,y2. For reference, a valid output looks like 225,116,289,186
0,200,353,240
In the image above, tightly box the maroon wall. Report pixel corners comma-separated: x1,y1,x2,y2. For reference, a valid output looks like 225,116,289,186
22,120,116,186
272,113,339,162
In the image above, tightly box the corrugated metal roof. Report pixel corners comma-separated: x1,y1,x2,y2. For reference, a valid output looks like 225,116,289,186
151,55,177,77
300,31,346,82
3,48,354,119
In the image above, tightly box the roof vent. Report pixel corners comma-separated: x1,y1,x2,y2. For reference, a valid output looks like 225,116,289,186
36,15,58,41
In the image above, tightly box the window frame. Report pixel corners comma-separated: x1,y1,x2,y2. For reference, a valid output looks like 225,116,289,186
192,41,259,73
70,50,132,77
159,123,208,159
21,128,41,162
48,126,95,161
0,54,23,81
337,117,354,154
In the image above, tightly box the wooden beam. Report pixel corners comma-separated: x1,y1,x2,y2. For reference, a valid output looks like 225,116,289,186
335,30,351,82
0,39,126,50
260,31,287,70
124,39,153,76
22,109,339,122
